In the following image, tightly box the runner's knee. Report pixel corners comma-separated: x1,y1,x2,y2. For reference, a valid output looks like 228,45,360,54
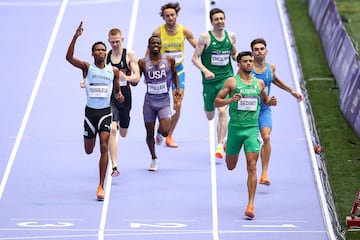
262,134,270,144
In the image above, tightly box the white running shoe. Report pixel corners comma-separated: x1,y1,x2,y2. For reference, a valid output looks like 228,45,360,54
149,159,158,171
156,133,164,145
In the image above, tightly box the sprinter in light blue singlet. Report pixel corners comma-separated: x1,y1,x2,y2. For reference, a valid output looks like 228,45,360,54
66,21,123,201
251,38,303,186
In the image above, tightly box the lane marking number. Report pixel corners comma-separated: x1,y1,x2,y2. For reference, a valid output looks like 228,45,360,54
130,222,187,228
17,221,74,228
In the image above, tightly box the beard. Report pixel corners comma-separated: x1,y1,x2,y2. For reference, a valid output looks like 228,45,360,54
244,69,252,74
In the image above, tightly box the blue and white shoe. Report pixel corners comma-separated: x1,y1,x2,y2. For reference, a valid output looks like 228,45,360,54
156,133,164,145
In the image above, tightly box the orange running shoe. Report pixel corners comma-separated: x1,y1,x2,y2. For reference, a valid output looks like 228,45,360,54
259,175,271,185
245,205,255,219
96,185,105,201
215,144,224,159
165,136,178,148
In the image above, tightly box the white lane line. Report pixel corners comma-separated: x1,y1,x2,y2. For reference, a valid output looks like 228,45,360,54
203,1,219,240
0,0,123,7
0,0,68,200
276,0,336,239
0,229,329,240
126,0,139,50
98,1,140,240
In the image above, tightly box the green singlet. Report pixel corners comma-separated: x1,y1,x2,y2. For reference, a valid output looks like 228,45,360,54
201,30,234,112
226,75,262,155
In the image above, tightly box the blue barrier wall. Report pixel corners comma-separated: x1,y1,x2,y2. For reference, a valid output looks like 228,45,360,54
308,0,360,139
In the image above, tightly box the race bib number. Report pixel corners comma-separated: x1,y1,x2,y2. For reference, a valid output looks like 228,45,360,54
88,85,109,98
211,52,230,66
147,82,168,94
238,97,258,111
165,51,183,64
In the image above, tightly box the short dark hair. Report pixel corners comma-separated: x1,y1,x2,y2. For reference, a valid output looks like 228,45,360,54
91,41,106,52
160,2,180,17
148,34,161,45
236,51,253,62
250,38,267,51
209,8,225,21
